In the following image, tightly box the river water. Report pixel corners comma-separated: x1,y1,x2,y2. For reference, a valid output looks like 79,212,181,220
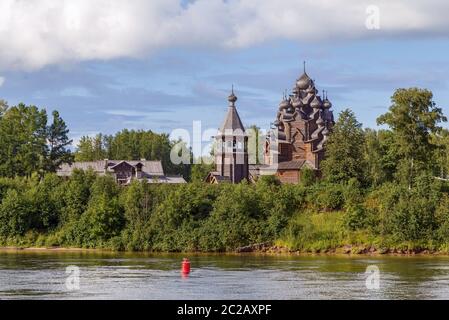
1,250,449,299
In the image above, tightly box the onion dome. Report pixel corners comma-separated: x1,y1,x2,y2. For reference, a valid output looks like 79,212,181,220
310,95,323,109
278,96,291,111
323,93,332,108
296,73,311,90
316,116,324,126
292,96,302,108
306,83,316,94
228,91,237,106
292,86,299,94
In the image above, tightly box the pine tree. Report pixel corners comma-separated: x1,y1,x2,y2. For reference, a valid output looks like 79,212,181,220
45,111,73,172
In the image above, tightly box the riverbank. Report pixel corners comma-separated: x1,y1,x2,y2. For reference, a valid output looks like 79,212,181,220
1,244,448,256
235,242,448,255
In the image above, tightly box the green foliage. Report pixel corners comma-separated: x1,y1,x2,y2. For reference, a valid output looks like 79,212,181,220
363,129,398,186
432,129,449,179
377,88,447,187
258,175,281,186
0,104,48,177
45,111,73,172
0,103,73,178
74,129,191,178
0,189,31,237
321,109,366,184
307,182,345,211
0,171,447,252
344,204,368,231
198,183,266,251
300,167,316,187
281,211,346,252
190,162,214,182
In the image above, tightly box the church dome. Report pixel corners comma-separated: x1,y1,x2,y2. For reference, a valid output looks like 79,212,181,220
310,95,323,109
323,98,332,109
292,96,302,108
278,97,291,111
306,82,316,94
316,116,324,126
228,92,237,104
296,73,311,90
292,86,299,94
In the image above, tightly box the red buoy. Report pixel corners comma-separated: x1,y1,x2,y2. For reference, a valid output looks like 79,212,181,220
181,258,191,274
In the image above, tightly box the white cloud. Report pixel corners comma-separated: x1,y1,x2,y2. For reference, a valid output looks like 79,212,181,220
1,0,449,71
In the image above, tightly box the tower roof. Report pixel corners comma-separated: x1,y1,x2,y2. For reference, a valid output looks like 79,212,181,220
219,89,245,133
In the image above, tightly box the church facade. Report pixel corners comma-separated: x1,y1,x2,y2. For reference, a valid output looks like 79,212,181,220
207,66,334,184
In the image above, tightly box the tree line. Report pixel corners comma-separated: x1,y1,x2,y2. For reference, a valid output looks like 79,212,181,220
74,130,190,178
322,88,448,187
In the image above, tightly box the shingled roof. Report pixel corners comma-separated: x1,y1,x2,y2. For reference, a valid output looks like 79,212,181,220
57,160,164,177
219,89,245,133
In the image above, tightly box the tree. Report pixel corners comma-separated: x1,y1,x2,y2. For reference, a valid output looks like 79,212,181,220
45,111,73,172
321,109,366,184
0,104,48,177
432,129,449,179
0,189,31,236
377,88,447,188
190,162,214,182
363,129,399,186
0,99,7,117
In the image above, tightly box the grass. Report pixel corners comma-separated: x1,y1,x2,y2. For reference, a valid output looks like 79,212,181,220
277,210,447,254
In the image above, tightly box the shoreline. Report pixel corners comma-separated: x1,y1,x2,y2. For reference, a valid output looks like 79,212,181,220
1,245,448,256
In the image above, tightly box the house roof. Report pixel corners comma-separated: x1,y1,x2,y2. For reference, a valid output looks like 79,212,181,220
205,172,231,184
277,160,306,170
57,160,164,177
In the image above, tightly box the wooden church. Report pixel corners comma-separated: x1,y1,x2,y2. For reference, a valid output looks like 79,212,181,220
206,64,334,184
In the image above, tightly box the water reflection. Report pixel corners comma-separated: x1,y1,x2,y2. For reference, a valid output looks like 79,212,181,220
1,250,449,299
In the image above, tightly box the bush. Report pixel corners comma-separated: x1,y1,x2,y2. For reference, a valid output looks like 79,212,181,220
0,189,32,237
300,167,316,187
344,204,368,231
307,183,345,211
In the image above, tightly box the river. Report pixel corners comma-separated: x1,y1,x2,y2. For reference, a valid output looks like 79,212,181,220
1,250,449,299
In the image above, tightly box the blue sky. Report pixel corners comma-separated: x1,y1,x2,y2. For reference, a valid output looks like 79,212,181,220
1,0,449,147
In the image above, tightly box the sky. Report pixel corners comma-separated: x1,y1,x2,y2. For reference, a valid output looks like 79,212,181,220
1,0,449,148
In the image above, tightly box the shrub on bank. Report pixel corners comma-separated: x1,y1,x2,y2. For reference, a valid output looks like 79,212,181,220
0,172,448,252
